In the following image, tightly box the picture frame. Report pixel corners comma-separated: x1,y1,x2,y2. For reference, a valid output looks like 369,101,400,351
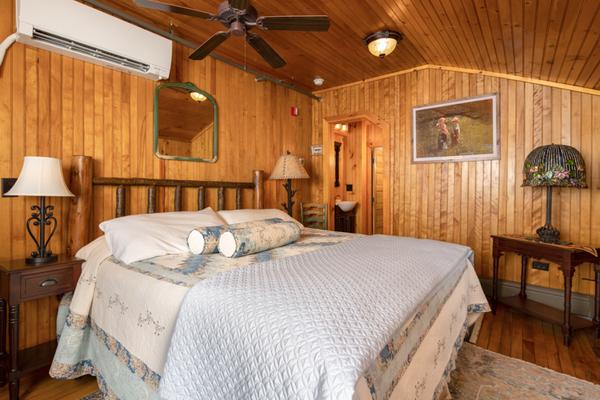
412,94,499,163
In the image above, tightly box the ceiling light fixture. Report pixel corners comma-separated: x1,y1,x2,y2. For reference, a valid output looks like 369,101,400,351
313,76,325,86
364,30,403,58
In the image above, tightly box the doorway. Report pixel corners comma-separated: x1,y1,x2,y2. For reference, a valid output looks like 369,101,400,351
321,113,391,235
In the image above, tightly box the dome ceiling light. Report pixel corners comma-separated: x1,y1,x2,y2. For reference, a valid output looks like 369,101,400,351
364,30,403,58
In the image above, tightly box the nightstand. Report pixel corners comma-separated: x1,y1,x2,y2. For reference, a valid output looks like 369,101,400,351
0,256,82,400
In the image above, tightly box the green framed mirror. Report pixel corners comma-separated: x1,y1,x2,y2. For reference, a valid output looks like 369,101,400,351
154,82,218,163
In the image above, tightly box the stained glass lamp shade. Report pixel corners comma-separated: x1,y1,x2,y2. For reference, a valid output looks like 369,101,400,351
522,144,587,243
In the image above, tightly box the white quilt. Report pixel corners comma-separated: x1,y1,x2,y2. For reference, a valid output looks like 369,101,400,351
160,235,475,400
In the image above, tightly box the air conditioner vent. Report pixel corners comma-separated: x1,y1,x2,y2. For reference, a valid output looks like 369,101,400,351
32,28,151,73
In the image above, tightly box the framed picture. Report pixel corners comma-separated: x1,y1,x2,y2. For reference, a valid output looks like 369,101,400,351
412,94,499,163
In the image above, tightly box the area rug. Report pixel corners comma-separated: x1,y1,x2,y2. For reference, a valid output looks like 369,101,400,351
80,391,103,400
449,342,600,399
82,342,600,400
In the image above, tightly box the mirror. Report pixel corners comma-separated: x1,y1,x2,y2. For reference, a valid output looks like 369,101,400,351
154,82,218,163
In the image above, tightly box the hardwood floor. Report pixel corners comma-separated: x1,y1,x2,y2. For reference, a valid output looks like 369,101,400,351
476,304,600,385
1,304,598,399
0,371,97,400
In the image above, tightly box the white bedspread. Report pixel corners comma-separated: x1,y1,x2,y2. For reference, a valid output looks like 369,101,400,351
160,235,474,400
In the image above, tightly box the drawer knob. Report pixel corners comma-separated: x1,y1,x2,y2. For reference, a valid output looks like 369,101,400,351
40,278,58,288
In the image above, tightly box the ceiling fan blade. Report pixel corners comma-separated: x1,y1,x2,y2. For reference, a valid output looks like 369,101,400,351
246,34,286,69
256,15,330,31
228,0,249,10
134,0,216,20
189,31,231,60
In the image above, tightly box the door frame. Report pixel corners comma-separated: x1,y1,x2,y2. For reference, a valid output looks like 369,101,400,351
321,113,391,234
369,146,384,235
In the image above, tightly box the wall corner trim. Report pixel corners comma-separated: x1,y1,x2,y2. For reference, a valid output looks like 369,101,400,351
314,64,600,97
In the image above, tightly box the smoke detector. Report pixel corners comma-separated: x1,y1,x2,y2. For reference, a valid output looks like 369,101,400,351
313,76,325,86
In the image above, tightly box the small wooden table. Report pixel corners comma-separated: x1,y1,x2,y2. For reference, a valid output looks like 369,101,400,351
0,256,82,400
491,235,600,346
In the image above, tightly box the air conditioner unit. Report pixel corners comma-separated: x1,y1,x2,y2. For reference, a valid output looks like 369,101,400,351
16,0,172,80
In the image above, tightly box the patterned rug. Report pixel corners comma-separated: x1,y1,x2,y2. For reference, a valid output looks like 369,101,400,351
80,391,103,400
449,342,600,399
81,343,600,399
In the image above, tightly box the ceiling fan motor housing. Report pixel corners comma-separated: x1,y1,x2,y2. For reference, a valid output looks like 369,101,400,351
217,2,257,30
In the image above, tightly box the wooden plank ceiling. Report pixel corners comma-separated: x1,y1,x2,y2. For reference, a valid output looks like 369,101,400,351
94,0,600,91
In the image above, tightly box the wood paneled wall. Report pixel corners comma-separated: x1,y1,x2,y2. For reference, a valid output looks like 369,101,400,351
0,3,312,348
312,68,600,296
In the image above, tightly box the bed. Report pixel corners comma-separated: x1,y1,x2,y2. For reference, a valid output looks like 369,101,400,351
50,156,489,400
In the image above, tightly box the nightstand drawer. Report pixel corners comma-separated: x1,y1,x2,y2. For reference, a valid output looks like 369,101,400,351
20,268,74,301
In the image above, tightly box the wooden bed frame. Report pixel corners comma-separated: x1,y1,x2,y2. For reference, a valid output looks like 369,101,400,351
66,155,265,257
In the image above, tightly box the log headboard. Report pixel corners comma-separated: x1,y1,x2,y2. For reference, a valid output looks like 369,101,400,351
66,155,265,257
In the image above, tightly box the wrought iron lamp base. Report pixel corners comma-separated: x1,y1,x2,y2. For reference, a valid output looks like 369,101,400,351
26,254,58,265
25,196,58,266
536,224,560,244
536,186,560,243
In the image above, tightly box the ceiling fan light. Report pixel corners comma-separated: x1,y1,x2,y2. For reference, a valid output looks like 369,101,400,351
364,30,402,58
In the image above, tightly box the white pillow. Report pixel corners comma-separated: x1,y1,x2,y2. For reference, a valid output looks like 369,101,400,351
217,208,303,230
76,235,111,262
99,208,226,264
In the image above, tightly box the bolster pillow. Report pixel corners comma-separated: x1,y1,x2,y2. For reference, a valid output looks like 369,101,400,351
218,219,301,258
187,225,227,255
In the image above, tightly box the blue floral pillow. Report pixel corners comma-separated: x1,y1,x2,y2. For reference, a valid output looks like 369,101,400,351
187,225,226,255
218,219,301,258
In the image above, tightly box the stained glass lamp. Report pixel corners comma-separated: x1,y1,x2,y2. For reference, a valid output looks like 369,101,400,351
522,144,587,243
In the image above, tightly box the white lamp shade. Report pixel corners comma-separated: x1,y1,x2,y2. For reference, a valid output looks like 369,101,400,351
6,156,74,197
269,154,309,180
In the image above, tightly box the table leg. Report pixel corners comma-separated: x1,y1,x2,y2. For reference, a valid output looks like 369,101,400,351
492,254,500,314
0,299,5,386
562,266,574,346
520,255,528,299
594,263,599,339
8,305,18,400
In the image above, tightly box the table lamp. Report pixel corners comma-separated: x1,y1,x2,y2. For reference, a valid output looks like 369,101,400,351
6,156,74,264
269,152,309,216
522,144,587,243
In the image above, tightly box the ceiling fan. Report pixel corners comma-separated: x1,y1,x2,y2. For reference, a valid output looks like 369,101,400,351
134,0,330,69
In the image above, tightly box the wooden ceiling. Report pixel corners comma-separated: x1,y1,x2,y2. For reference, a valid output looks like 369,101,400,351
158,87,214,141
94,0,600,91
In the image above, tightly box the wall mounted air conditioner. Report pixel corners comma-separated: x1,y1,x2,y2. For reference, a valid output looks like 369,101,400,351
16,0,172,80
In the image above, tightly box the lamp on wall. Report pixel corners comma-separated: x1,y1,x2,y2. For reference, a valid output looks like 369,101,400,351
522,144,587,243
269,152,309,216
6,156,74,264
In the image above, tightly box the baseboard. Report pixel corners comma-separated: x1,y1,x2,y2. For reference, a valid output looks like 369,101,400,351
479,278,595,320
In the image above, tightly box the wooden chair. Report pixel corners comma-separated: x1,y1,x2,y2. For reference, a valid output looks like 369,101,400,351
300,203,328,230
